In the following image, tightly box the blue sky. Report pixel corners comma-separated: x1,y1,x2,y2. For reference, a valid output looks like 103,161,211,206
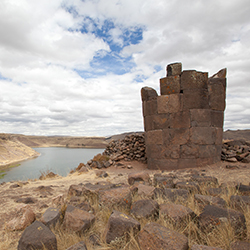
0,0,250,136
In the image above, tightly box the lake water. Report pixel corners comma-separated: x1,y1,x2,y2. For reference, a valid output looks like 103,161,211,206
0,147,104,183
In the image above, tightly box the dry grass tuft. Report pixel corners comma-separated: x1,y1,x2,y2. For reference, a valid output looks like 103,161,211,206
2,176,250,250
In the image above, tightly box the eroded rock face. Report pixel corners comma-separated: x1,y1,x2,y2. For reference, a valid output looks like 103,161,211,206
104,210,140,244
138,222,188,250
6,204,36,231
18,221,57,250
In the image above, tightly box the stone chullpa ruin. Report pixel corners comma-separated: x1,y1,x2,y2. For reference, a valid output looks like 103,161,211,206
141,62,227,170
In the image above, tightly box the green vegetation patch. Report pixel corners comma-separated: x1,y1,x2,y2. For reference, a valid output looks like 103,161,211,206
0,172,6,179
8,164,20,168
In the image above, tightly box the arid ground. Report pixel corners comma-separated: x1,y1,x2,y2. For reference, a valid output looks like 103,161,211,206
0,159,250,249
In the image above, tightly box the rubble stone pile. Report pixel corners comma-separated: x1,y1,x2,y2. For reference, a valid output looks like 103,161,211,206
103,133,146,163
74,133,146,171
221,140,250,163
12,170,250,250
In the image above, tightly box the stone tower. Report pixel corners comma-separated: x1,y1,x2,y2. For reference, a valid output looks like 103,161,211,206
141,62,226,170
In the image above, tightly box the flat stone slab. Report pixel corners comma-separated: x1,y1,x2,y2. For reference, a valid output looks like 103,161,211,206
138,222,188,250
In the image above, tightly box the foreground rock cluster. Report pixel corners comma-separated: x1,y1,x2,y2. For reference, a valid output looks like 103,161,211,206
11,171,250,250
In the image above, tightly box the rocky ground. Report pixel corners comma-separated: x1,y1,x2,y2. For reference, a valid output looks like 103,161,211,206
1,159,250,249
1,132,250,249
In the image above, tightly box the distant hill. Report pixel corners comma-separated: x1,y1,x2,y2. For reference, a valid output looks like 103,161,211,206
0,134,108,149
223,129,250,142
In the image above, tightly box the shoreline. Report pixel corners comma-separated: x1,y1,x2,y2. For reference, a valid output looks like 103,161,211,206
0,154,41,172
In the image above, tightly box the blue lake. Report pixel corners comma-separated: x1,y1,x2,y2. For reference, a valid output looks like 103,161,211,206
0,147,104,183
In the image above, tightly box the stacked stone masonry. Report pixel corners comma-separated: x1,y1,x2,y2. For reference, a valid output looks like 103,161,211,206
141,62,227,170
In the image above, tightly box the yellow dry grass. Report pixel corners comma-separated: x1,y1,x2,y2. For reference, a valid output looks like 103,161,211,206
1,161,250,250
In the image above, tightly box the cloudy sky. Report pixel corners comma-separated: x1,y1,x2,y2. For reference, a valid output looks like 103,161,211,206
0,0,249,136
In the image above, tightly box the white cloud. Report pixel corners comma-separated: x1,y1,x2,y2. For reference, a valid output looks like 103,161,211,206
0,0,250,136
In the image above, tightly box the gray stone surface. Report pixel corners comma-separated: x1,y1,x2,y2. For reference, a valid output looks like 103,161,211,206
18,221,57,250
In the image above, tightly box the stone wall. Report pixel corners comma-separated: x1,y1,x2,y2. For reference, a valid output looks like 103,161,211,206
141,62,226,170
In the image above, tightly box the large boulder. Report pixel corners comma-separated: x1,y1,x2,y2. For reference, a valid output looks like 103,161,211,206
18,220,57,250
